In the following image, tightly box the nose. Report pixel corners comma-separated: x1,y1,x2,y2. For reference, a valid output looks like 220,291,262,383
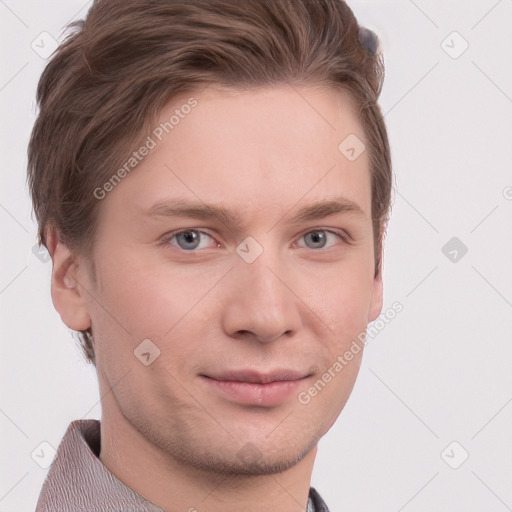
221,247,303,344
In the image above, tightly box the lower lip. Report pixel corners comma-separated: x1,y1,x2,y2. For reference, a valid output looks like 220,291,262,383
200,376,306,407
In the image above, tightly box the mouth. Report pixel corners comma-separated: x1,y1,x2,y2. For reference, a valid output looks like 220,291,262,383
199,369,312,407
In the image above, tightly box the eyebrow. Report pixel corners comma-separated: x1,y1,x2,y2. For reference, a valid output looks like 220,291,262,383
145,196,365,229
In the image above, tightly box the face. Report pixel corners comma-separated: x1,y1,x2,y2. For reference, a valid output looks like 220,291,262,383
58,84,383,475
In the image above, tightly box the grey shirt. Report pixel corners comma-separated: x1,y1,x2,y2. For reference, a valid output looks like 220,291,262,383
36,419,331,512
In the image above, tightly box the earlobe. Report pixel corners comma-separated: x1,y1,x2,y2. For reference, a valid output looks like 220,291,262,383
46,229,92,332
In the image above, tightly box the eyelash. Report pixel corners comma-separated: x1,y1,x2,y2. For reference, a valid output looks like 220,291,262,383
159,227,351,251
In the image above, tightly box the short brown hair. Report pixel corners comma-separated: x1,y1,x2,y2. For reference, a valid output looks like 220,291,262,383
27,0,392,366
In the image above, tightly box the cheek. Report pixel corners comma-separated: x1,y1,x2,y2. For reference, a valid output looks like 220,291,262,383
88,263,207,393
90,255,228,346
300,261,374,345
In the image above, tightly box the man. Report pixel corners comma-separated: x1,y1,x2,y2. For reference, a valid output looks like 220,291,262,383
28,0,392,510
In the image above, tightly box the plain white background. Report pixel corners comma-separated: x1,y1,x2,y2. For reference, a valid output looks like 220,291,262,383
1,0,511,510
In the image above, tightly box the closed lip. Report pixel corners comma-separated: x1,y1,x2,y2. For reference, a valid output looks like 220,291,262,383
201,369,311,384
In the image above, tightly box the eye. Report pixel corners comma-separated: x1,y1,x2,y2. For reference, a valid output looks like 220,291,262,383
163,229,218,251
297,229,346,249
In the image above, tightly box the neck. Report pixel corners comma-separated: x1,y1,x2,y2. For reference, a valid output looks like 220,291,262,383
99,401,317,512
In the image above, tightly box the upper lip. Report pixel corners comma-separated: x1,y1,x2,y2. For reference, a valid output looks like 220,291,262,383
202,369,310,384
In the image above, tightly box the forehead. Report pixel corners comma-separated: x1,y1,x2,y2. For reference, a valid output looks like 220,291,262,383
95,84,371,228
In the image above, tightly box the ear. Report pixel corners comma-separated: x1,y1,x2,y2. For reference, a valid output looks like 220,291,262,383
46,229,92,331
368,267,383,323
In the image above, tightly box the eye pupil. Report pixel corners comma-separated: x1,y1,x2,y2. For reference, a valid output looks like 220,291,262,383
177,230,200,249
305,231,327,248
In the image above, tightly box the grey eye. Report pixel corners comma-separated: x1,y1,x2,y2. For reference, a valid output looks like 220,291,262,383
303,230,327,249
175,230,202,250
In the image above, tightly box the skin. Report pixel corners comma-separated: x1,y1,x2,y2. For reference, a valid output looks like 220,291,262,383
47,84,383,512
